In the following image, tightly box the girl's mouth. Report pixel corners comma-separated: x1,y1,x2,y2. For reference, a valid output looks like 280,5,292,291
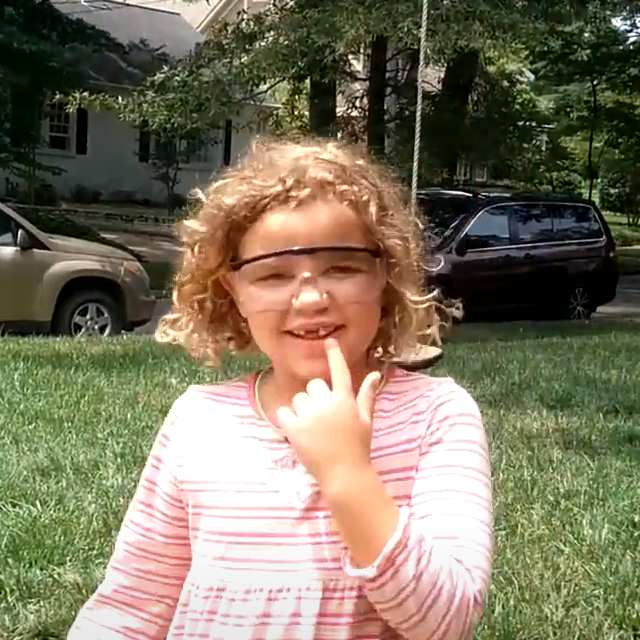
285,326,343,341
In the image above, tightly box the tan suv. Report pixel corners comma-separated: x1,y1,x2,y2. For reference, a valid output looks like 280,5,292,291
0,202,155,337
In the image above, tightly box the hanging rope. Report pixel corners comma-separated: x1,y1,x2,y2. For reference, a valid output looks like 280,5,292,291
410,0,430,219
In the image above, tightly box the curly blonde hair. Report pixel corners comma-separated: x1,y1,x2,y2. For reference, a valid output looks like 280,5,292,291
155,137,442,366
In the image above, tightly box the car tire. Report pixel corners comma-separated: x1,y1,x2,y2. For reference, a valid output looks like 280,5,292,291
566,283,593,321
53,290,124,337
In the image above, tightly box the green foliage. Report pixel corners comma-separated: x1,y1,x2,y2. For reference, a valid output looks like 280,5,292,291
0,0,117,86
70,51,238,212
269,81,310,136
531,5,633,195
5,0,635,209
0,0,120,200
599,170,640,227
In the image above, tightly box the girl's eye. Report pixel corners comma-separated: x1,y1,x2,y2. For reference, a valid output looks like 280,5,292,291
327,265,362,275
255,272,290,283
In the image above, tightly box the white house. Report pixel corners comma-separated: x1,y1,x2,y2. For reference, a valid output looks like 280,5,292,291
1,0,266,203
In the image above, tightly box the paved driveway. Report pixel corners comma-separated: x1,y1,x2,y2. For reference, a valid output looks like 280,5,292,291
595,275,640,320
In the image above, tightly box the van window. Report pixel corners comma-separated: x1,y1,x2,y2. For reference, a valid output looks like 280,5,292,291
462,205,511,250
0,213,16,247
511,203,555,244
553,204,604,241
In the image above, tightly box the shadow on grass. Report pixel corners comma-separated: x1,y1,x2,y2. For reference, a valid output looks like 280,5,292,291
445,318,639,345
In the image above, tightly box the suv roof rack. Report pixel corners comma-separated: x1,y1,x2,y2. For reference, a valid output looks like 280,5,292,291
499,190,589,202
454,183,519,191
417,186,484,198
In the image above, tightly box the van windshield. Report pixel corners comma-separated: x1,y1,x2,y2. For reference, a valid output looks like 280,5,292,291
436,215,470,249
418,194,476,233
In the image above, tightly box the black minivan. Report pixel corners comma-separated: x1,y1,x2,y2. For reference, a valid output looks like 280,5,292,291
419,188,620,320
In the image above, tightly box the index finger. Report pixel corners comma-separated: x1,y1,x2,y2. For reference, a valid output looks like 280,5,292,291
325,338,353,395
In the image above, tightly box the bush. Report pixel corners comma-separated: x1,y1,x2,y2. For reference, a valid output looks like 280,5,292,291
612,226,640,247
599,172,640,227
69,184,102,205
32,181,61,207
543,171,585,198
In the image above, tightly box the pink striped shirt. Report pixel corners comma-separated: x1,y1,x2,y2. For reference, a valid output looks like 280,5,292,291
68,368,492,640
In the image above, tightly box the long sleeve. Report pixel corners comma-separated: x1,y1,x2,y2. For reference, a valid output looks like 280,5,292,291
343,382,493,640
67,398,192,640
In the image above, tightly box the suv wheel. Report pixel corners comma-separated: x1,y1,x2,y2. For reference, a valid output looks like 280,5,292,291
567,284,592,320
53,290,124,337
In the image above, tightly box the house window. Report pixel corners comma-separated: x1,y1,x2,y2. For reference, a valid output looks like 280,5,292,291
458,162,471,181
223,119,232,166
46,100,73,151
183,136,211,164
147,134,212,165
474,164,488,182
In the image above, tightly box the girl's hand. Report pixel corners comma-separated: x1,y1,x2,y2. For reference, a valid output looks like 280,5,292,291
276,339,381,486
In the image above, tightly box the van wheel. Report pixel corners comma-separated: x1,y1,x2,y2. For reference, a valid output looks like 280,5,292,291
53,290,124,337
566,284,592,320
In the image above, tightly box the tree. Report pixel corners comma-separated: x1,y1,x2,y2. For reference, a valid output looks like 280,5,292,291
0,0,119,202
101,0,617,190
532,4,632,198
73,56,241,212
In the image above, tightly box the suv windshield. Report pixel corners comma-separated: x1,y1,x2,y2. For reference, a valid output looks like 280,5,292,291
8,206,143,261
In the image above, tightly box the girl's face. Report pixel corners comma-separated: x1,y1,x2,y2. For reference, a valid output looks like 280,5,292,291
228,199,386,384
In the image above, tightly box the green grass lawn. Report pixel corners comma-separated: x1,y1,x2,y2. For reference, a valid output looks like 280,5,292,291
604,212,640,248
1,321,639,639
619,246,640,276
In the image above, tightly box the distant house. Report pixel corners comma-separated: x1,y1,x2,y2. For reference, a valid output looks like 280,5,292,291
1,0,267,203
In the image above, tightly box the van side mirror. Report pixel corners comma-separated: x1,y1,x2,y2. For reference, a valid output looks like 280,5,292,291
454,237,468,256
16,228,34,250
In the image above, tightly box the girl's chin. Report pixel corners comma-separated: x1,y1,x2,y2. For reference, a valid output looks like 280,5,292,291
288,358,332,381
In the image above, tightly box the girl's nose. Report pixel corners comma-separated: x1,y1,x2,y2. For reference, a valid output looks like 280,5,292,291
292,286,330,309
291,274,330,309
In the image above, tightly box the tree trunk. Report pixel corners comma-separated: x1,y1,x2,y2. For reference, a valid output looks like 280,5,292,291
308,70,337,136
429,49,480,184
366,35,388,157
300,0,338,136
587,78,597,200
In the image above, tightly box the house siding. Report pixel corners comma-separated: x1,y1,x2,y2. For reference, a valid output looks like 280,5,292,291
1,106,260,202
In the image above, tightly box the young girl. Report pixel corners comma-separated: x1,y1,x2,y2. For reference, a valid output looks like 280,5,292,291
68,139,493,640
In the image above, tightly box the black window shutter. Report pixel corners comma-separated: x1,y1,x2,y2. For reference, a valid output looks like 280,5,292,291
223,119,232,165
138,125,151,163
75,108,88,155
